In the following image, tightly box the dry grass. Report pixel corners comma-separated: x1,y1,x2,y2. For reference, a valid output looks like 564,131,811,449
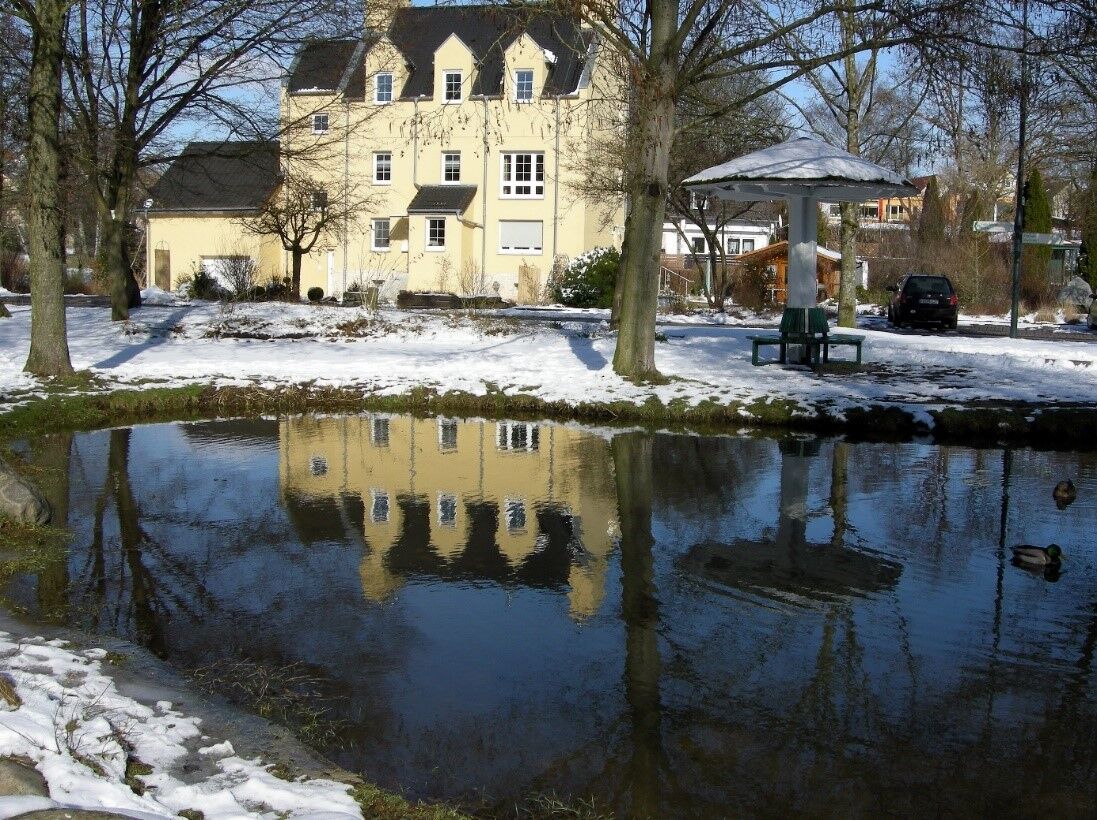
0,673,21,707
1034,305,1057,323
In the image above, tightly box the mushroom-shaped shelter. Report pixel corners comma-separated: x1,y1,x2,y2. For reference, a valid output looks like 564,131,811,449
683,137,917,308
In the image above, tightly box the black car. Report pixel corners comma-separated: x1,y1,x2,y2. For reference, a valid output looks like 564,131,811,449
886,274,958,329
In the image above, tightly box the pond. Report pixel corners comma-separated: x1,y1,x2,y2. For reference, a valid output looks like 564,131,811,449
8,415,1097,818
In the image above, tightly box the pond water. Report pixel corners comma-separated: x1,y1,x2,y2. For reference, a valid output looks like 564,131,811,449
9,416,1097,818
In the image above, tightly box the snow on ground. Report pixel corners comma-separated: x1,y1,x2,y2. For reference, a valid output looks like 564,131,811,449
0,631,360,819
2,300,1097,421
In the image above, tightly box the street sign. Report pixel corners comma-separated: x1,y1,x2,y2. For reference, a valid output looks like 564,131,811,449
972,221,1012,233
973,222,1063,245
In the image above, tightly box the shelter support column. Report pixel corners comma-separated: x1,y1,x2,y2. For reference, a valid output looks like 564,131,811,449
786,196,817,308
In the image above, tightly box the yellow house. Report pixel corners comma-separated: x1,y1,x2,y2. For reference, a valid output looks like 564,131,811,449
278,414,619,622
147,2,625,303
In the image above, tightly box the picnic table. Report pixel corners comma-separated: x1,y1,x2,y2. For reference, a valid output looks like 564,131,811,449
748,307,863,367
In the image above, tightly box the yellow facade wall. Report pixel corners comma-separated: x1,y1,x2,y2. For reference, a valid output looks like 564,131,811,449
146,215,283,291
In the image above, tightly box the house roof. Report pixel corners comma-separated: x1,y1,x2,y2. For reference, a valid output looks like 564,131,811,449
287,39,364,94
737,240,841,270
287,6,593,101
148,141,280,213
407,185,478,214
684,137,917,201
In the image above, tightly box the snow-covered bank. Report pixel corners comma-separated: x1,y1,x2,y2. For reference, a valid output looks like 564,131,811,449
0,630,361,819
1,302,1096,426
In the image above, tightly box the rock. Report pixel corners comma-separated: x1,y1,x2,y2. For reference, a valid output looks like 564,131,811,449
1057,275,1092,307
0,458,51,526
0,757,49,797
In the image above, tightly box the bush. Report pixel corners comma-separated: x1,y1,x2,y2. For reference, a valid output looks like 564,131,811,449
178,266,224,300
550,247,619,308
732,262,771,309
307,286,324,302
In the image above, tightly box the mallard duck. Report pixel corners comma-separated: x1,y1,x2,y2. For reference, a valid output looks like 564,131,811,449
1011,544,1063,566
1053,480,1077,508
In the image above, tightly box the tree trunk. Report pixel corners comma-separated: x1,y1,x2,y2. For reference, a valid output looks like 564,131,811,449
837,201,859,327
291,249,303,299
23,0,74,377
611,0,677,380
99,204,141,321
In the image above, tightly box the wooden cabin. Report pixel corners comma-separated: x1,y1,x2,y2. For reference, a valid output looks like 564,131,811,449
736,241,842,304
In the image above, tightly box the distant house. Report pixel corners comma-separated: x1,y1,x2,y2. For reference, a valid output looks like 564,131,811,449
659,209,779,294
820,174,934,229
736,240,861,304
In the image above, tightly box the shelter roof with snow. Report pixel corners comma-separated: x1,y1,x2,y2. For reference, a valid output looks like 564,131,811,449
683,137,917,202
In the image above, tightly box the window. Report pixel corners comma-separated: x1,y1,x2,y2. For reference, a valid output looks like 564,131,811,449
742,238,755,253
889,203,906,219
426,217,446,249
438,493,458,527
370,489,390,523
691,237,705,254
726,237,740,255
373,152,391,184
372,218,390,251
514,69,533,102
438,418,458,451
371,417,389,447
443,70,461,102
499,221,543,254
860,203,879,220
827,203,842,217
496,422,539,452
500,152,544,198
310,190,328,211
442,151,460,183
312,113,329,134
375,73,393,104
504,498,527,532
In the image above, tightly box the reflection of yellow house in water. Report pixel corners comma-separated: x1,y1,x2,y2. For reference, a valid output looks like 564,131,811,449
278,415,618,621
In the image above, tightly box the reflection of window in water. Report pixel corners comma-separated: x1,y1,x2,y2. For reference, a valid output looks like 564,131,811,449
438,419,458,451
496,422,539,452
438,493,457,527
371,417,389,447
504,498,526,532
371,489,390,523
310,456,327,476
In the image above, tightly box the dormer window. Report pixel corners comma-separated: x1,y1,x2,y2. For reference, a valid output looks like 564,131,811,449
312,113,329,134
375,73,393,104
443,70,461,103
515,69,533,102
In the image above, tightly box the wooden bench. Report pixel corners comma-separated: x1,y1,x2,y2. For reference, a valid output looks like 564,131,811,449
749,307,863,367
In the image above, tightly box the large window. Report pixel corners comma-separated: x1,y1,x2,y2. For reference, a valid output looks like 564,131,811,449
373,151,391,184
375,73,393,104
499,221,543,254
442,151,460,183
500,152,544,198
726,237,740,255
426,217,446,249
372,218,390,251
860,203,879,220
514,69,533,102
443,70,461,102
742,238,755,253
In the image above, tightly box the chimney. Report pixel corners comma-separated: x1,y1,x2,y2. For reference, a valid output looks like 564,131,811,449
365,0,408,35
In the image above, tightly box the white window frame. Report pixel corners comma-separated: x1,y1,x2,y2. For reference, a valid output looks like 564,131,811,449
514,69,534,102
311,112,329,134
500,152,545,199
438,418,458,451
726,237,740,255
496,421,539,452
504,498,527,532
370,417,389,447
371,218,390,251
499,220,543,255
374,72,393,104
441,151,461,183
443,70,462,103
373,151,391,184
370,489,390,523
426,217,446,250
741,238,756,253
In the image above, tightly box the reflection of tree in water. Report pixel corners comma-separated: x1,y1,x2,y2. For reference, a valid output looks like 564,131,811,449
67,430,214,657
27,433,73,620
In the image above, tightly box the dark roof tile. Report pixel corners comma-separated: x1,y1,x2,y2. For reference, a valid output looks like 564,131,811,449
288,40,361,94
149,141,279,212
407,185,478,214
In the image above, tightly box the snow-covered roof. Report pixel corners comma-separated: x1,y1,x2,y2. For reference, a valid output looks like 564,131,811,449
683,137,917,202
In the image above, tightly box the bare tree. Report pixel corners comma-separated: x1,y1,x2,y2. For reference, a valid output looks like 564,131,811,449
238,171,366,299
63,0,351,321
7,0,75,376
